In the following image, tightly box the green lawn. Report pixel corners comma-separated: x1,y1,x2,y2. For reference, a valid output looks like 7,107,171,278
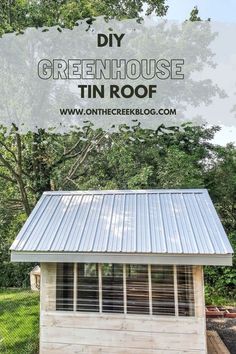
0,289,39,354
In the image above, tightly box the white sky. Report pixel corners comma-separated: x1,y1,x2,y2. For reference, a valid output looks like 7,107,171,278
164,1,236,145
166,0,236,23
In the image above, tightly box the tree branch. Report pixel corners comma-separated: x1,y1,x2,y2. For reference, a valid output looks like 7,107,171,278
0,140,17,162
0,172,17,184
64,132,105,182
0,153,18,178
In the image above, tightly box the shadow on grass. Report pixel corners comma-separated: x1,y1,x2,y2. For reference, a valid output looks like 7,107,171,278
0,289,40,354
0,289,39,313
0,335,39,354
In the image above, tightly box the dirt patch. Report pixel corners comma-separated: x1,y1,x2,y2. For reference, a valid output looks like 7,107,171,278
207,318,236,354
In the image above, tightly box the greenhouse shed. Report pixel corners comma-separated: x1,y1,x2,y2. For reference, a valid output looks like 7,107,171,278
30,265,41,291
10,189,233,354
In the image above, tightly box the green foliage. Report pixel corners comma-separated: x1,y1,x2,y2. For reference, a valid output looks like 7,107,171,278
73,124,218,190
205,144,236,231
0,123,235,296
189,6,202,22
204,231,236,299
203,144,236,300
205,265,236,299
0,197,35,287
205,284,236,306
0,0,168,36
188,6,210,22
157,146,203,188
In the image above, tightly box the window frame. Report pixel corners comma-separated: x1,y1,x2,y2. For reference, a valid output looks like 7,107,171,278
55,263,195,317
101,263,124,314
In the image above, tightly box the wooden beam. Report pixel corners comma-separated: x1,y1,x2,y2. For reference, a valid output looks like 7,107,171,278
98,264,102,313
123,264,127,314
73,263,77,312
173,265,179,317
207,330,230,354
193,266,205,318
148,264,152,315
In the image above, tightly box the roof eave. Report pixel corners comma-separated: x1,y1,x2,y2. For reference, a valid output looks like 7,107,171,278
11,251,233,266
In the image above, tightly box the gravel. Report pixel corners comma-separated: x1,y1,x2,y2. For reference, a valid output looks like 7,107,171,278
207,318,236,354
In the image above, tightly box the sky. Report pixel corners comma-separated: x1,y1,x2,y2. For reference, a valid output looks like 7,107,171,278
164,1,236,145
165,0,236,23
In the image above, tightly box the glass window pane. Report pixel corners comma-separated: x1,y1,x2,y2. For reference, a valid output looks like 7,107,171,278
77,263,99,312
102,264,123,313
56,263,74,311
151,265,175,316
177,266,195,317
126,264,149,315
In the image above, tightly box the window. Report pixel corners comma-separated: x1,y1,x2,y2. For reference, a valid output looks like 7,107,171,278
126,264,149,315
77,263,99,312
56,263,195,317
102,264,123,313
152,265,175,316
56,263,74,311
177,265,195,316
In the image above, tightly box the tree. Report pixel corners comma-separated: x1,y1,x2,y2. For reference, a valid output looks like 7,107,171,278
0,0,168,287
206,144,236,232
204,144,236,297
0,125,107,215
0,0,235,299
0,0,168,36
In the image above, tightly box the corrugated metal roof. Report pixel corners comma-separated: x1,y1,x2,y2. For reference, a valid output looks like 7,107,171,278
10,189,233,258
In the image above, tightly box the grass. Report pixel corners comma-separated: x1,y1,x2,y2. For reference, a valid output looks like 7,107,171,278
0,289,39,354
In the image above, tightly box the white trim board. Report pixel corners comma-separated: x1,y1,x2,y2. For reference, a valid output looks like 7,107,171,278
11,251,232,265
42,189,208,195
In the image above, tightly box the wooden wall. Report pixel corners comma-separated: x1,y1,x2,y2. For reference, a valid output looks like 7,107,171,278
40,263,207,354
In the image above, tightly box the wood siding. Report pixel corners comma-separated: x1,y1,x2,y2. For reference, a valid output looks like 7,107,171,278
40,263,207,354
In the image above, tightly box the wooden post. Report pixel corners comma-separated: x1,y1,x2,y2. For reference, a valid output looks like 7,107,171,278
98,264,102,313
193,265,207,352
148,264,153,315
174,265,179,316
40,263,57,312
193,265,205,318
73,263,77,312
123,264,127,314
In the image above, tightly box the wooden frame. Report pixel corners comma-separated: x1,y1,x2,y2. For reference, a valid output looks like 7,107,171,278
173,265,179,317
53,262,195,317
40,262,207,354
148,264,153,315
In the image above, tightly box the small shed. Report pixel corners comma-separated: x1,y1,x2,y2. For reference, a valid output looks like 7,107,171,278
30,265,41,291
10,189,233,354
